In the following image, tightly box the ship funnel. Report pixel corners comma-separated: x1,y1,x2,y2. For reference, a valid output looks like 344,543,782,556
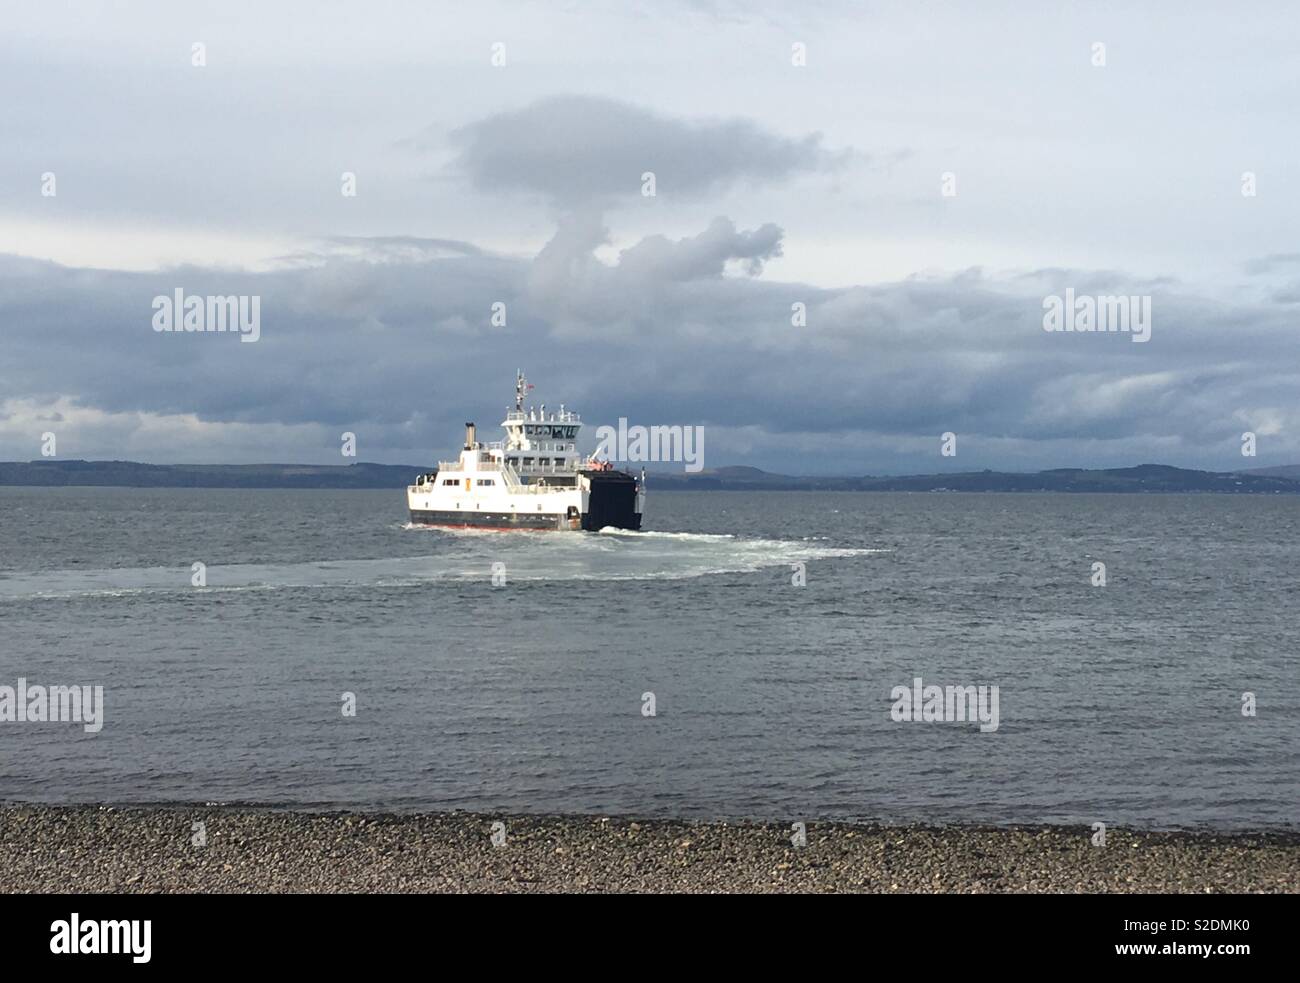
464,422,476,449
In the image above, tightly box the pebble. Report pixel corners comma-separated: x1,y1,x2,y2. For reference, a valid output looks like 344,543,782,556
1,805,1295,894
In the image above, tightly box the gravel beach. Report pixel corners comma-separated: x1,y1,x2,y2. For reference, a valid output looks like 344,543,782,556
1,805,1296,893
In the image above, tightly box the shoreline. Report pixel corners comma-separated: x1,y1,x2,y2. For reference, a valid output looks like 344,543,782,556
2,805,1296,894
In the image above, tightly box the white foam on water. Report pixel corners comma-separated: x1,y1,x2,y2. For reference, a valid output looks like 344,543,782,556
1,527,886,601
595,528,735,541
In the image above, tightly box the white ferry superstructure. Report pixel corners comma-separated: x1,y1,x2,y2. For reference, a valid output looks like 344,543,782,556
407,371,645,531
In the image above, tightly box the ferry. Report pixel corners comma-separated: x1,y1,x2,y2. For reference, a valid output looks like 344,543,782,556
407,371,645,531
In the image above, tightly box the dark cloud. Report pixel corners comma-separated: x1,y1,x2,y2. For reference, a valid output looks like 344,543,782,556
617,217,783,279
436,95,846,207
4,230,1299,473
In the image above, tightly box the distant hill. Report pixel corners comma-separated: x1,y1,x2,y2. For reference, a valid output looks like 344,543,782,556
1239,464,1300,481
647,462,1300,493
0,460,427,489
2,459,1299,493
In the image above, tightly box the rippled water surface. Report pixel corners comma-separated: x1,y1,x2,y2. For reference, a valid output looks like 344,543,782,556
1,486,1296,829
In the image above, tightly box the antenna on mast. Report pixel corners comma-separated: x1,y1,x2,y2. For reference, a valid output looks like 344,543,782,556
515,369,527,412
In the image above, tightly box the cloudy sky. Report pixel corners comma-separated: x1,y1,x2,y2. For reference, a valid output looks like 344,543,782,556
2,0,1298,473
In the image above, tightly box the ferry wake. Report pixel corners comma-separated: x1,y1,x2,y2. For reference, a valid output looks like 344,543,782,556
407,371,645,531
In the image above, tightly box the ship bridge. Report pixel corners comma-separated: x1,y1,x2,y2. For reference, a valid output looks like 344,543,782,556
497,371,582,478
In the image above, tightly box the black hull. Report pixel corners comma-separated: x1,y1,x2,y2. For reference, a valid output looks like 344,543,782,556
580,470,642,531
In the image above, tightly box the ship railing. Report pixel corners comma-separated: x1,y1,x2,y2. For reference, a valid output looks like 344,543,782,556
437,461,504,472
504,410,582,423
505,462,571,476
424,458,577,484
437,459,497,470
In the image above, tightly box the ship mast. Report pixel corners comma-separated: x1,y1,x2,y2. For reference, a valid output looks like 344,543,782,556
515,369,531,412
